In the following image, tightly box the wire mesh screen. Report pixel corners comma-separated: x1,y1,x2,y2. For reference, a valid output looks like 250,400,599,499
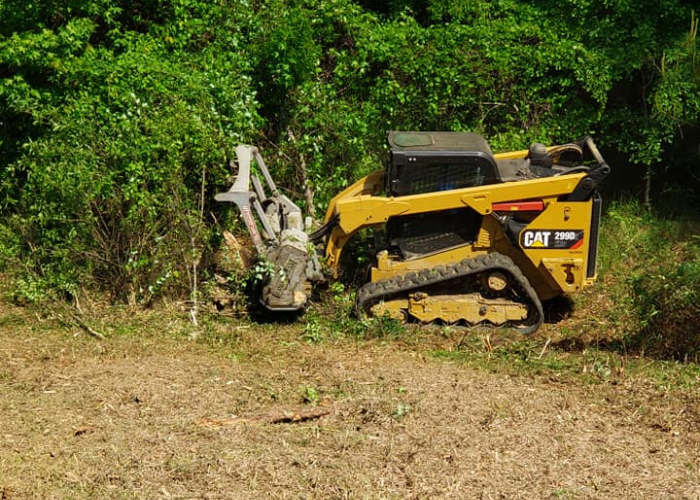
404,163,485,194
389,153,501,196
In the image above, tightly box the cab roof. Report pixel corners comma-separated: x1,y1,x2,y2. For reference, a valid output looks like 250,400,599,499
388,131,493,155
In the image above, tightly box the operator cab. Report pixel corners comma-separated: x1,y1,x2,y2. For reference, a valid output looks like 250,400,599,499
385,131,497,258
387,131,500,196
386,131,570,197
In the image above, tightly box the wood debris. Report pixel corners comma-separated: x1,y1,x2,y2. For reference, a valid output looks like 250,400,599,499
194,407,331,428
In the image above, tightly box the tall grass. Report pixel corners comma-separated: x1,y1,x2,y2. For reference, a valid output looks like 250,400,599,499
597,199,700,360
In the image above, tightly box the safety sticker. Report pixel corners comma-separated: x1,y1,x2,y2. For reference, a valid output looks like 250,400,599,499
520,230,584,250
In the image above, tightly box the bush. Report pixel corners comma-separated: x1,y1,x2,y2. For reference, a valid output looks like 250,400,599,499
631,251,700,361
0,9,260,304
596,200,700,360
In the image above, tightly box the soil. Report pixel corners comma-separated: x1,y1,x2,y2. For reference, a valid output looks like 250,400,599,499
1,301,699,499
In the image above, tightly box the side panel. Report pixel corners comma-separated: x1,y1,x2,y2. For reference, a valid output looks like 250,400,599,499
516,197,595,296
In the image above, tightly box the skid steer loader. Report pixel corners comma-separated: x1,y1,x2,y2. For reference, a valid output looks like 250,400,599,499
216,131,610,334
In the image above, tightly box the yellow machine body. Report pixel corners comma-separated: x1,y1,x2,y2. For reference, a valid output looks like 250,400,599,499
325,169,596,297
318,132,608,330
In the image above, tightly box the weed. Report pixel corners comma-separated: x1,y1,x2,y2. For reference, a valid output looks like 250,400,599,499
364,314,405,339
391,401,412,420
553,487,575,499
591,359,612,380
249,259,276,286
267,384,279,401
302,312,323,344
329,281,346,299
300,385,320,406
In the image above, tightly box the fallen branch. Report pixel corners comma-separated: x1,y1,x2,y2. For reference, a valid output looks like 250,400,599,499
73,316,107,340
194,407,331,428
267,407,331,424
50,302,107,340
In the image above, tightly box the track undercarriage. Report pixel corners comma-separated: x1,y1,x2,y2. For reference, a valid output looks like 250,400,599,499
356,253,544,334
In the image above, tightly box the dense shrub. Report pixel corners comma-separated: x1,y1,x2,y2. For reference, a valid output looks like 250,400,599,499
0,6,260,303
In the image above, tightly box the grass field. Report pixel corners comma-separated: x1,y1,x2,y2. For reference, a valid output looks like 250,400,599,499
1,295,699,500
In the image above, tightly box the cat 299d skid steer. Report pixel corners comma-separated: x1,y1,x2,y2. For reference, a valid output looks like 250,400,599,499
216,132,610,334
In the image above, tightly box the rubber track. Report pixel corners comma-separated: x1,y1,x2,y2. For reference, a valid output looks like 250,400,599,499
356,252,544,335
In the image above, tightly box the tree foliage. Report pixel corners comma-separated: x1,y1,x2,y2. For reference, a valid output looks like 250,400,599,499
0,0,261,302
0,0,698,304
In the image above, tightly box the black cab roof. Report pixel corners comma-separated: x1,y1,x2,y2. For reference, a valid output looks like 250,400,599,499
387,131,493,155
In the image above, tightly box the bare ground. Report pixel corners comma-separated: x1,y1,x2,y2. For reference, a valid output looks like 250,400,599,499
1,303,700,499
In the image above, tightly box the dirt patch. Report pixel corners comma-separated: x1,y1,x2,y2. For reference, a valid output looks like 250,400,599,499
1,305,699,499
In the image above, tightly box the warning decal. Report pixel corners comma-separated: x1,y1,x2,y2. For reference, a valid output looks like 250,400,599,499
520,230,584,250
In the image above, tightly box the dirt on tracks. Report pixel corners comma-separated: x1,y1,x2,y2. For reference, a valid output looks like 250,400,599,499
1,305,699,499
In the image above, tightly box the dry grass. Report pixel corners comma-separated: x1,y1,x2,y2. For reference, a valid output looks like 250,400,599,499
1,300,700,499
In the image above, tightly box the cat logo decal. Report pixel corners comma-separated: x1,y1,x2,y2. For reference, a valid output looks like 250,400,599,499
521,230,584,250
